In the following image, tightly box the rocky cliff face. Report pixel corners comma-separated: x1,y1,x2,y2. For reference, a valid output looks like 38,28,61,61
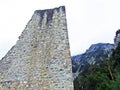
0,6,73,90
114,29,120,47
72,29,120,78
72,43,114,78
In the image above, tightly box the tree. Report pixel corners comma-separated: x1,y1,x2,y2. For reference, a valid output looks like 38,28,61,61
74,42,120,90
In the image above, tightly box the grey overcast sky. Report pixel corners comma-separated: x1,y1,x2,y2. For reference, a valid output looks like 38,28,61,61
0,0,120,59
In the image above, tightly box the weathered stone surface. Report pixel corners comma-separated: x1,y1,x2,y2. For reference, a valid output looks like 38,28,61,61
114,29,120,47
0,6,73,90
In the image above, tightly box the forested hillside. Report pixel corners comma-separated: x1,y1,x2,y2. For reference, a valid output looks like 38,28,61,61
74,42,120,90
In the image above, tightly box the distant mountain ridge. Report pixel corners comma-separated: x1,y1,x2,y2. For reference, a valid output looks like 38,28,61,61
72,29,120,78
72,43,114,78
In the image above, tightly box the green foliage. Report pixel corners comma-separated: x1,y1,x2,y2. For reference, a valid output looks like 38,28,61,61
74,63,113,90
74,42,120,90
112,74,120,90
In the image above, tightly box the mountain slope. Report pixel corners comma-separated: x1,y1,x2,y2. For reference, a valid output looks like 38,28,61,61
74,42,120,90
72,43,114,77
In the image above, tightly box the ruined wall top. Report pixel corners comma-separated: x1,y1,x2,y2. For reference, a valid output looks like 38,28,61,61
34,6,65,24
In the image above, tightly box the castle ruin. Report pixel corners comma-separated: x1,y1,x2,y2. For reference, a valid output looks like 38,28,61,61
0,6,73,90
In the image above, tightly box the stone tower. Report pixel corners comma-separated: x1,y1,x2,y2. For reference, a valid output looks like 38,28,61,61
0,6,73,90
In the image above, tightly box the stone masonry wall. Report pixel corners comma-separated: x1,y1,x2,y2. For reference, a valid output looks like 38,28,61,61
0,6,73,90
